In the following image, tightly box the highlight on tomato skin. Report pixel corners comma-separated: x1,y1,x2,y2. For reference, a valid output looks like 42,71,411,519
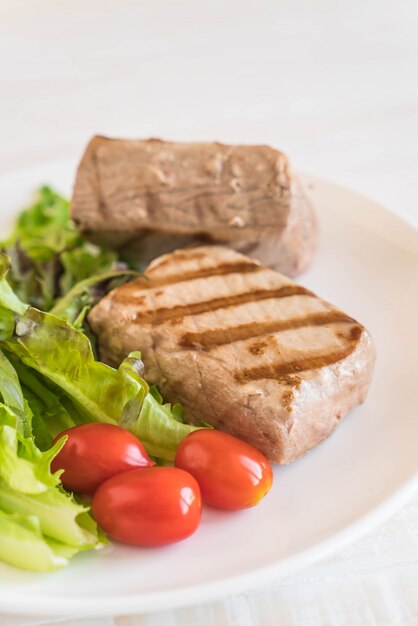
92,467,202,547
50,423,154,494
174,429,273,510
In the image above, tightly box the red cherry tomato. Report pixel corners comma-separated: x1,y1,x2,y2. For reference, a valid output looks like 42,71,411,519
51,423,154,494
175,430,273,510
92,467,201,547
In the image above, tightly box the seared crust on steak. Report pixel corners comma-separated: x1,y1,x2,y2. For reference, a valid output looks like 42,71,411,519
88,246,375,463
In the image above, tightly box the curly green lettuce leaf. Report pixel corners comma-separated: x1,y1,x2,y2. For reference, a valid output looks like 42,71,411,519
0,406,64,495
0,306,14,341
0,340,102,571
1,187,77,309
0,479,98,548
0,276,203,461
0,428,102,572
129,392,201,461
0,511,78,572
0,187,119,310
120,354,202,460
11,359,78,450
6,310,201,459
3,186,74,250
0,348,64,493
0,347,29,425
7,308,147,426
59,245,118,295
50,268,138,329
0,255,28,317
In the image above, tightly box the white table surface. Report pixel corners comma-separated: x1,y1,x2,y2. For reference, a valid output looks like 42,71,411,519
0,1,417,624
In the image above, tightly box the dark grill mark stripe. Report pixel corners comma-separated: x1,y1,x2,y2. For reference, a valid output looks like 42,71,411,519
146,261,261,288
179,311,357,350
235,344,361,384
131,285,314,325
114,261,262,295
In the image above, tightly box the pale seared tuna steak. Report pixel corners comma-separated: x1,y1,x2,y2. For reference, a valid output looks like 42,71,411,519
71,136,317,277
88,246,376,464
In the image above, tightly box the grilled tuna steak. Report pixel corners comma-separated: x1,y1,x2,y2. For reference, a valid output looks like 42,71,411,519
71,136,317,277
88,246,375,463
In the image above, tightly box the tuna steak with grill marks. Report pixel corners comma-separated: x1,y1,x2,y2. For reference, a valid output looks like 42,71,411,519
88,246,376,463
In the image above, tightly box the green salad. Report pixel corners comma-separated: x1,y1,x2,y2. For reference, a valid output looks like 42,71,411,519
0,189,201,572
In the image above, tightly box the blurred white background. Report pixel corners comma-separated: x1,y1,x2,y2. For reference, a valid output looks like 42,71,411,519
0,1,417,625
1,0,417,225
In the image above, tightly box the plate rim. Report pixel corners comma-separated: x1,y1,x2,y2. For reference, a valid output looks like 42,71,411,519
0,162,417,616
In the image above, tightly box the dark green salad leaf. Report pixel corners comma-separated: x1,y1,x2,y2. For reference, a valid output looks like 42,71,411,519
0,186,122,311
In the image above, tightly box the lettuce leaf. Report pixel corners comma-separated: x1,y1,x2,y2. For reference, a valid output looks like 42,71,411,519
0,333,102,571
11,358,78,450
0,255,28,317
0,511,78,572
129,392,202,460
0,347,29,425
0,479,98,548
119,354,202,460
0,406,64,494
0,187,119,311
5,309,201,460
0,348,63,494
8,308,147,426
50,268,138,332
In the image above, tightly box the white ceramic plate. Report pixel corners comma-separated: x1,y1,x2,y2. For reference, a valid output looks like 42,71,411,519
0,161,417,617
